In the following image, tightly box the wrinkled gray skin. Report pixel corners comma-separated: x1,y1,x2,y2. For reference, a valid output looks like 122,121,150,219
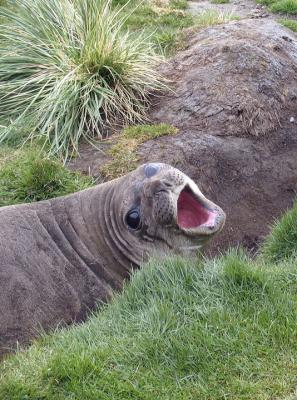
0,163,225,356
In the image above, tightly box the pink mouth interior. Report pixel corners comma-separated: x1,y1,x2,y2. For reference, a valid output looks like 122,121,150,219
177,188,216,229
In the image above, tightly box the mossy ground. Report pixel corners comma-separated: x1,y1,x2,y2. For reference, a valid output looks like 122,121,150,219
100,123,178,179
279,18,297,31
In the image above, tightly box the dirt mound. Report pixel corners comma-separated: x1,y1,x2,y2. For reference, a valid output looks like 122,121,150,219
150,19,297,137
140,19,297,254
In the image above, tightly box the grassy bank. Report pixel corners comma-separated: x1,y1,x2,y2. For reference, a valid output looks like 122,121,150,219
0,146,94,207
1,203,297,399
258,0,297,14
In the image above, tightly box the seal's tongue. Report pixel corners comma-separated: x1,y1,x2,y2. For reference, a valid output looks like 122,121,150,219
177,187,216,229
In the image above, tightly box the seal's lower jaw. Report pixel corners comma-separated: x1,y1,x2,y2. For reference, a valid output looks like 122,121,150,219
177,185,225,236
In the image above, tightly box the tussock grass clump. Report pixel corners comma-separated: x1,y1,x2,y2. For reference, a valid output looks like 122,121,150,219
101,123,178,179
0,0,164,158
261,202,297,262
0,147,93,206
1,251,297,399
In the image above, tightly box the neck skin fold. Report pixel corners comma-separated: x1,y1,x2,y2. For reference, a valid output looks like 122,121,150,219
50,181,146,290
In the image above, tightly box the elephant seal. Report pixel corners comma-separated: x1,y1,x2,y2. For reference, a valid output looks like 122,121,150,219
0,163,225,356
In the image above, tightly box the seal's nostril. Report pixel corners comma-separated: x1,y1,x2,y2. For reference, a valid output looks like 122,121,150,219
162,180,173,188
154,181,173,195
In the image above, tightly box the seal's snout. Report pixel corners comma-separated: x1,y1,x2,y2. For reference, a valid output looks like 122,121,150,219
139,163,225,244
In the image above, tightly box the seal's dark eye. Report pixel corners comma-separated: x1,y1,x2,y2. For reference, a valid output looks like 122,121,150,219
126,208,141,230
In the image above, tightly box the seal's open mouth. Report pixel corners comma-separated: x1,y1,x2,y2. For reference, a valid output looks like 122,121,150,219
177,186,216,229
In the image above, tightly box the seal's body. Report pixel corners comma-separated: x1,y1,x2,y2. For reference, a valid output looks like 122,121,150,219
0,163,225,356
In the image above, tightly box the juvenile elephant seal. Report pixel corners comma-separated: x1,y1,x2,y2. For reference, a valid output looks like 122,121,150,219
0,163,225,356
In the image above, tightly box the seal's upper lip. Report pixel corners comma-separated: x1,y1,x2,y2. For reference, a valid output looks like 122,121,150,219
177,185,218,233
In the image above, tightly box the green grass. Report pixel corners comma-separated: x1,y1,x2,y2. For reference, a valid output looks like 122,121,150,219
211,0,230,4
271,0,297,13
1,249,297,399
279,18,297,31
169,0,188,10
193,9,238,27
124,6,193,31
0,146,94,206
124,6,237,52
0,0,165,159
258,0,297,14
122,122,178,139
122,4,194,54
261,201,297,262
